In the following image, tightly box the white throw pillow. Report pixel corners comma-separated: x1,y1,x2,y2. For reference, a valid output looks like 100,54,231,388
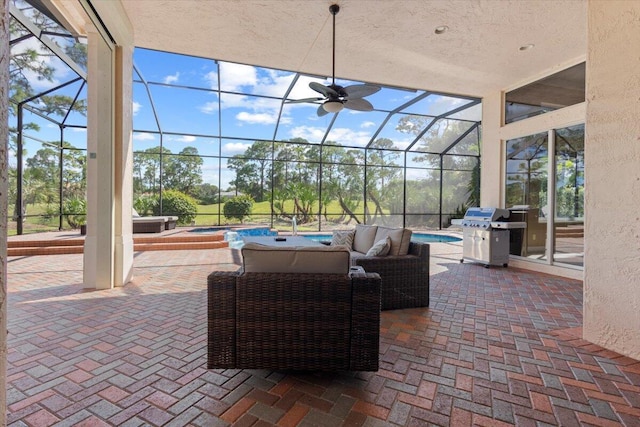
366,236,391,257
331,230,355,249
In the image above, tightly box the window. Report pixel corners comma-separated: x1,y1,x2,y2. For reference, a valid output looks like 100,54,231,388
505,63,585,124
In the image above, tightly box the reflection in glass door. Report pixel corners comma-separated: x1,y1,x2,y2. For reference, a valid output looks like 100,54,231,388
505,132,548,259
554,125,585,267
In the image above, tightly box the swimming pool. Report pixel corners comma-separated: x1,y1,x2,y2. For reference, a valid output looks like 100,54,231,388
303,232,461,243
189,226,277,237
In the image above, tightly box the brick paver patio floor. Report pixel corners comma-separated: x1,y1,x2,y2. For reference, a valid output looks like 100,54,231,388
7,239,640,426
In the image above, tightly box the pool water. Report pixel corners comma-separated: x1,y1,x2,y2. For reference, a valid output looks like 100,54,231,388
303,232,461,243
190,226,277,237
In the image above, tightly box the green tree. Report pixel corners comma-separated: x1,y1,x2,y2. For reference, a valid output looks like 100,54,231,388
195,183,219,205
163,146,203,197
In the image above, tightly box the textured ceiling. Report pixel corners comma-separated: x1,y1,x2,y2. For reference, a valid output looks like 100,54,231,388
119,0,586,97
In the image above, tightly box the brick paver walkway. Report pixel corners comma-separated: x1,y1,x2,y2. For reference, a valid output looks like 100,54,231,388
7,241,640,426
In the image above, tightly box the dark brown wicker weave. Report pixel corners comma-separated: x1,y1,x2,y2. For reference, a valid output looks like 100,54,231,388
207,270,381,371
132,219,164,233
354,242,430,310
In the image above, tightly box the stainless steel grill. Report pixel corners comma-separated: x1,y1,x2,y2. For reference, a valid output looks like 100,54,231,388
460,207,525,268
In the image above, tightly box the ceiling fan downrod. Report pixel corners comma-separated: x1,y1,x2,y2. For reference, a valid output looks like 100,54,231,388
330,4,339,87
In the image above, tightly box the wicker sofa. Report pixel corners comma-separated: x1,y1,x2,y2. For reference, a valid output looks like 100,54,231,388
207,244,381,371
333,225,430,311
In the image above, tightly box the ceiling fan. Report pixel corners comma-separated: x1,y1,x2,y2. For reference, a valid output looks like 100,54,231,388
289,4,381,116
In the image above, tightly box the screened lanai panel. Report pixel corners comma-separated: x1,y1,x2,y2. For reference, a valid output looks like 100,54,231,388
220,138,257,158
327,110,388,148
275,103,332,144
63,84,88,127
21,109,59,145
366,149,403,167
163,135,219,157
132,131,160,151
407,152,439,169
374,113,427,150
405,168,440,213
61,147,86,201
63,128,87,150
365,165,405,215
446,126,480,156
134,48,217,90
219,93,280,139
442,154,478,171
9,17,30,41
410,118,475,154
401,94,475,117
132,82,160,132
148,85,220,135
24,78,85,124
364,87,422,113
10,39,81,100
273,141,319,163
442,170,474,212
321,163,365,216
448,103,482,121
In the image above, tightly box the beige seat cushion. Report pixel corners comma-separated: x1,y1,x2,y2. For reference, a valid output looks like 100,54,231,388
242,243,350,274
374,226,413,255
353,224,378,253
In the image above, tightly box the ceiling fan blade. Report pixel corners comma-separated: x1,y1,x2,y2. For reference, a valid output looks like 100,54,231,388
286,97,323,104
344,84,381,99
344,98,374,112
309,81,338,98
317,104,330,117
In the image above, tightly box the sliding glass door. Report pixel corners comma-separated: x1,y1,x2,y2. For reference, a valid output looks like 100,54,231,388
505,124,584,268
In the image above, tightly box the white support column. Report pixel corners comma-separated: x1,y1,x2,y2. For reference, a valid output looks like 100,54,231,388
114,45,134,287
83,28,115,289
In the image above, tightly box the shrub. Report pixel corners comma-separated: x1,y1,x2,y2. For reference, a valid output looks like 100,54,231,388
134,194,158,216
63,197,86,228
223,195,254,223
153,189,198,225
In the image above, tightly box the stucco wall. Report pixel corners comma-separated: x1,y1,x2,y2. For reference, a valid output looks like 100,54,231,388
583,0,640,359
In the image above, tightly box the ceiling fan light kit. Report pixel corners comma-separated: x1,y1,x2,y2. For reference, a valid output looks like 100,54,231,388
288,3,381,115
323,100,344,113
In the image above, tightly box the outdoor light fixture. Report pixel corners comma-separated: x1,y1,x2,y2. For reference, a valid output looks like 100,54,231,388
322,100,344,113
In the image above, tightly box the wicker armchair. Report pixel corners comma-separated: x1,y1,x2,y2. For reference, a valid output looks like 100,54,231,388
354,241,430,310
207,269,381,371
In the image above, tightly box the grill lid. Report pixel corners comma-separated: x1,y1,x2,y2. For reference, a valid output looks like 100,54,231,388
462,207,510,228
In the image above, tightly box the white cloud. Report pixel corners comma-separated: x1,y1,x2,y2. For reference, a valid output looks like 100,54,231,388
289,126,326,143
361,121,376,128
219,62,257,91
71,128,86,133
200,101,218,114
204,71,218,89
326,127,373,147
132,101,141,116
163,72,180,84
177,135,196,142
133,132,156,141
223,141,252,154
236,112,278,125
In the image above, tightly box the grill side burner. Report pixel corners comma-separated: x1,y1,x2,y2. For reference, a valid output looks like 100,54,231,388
460,207,519,268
